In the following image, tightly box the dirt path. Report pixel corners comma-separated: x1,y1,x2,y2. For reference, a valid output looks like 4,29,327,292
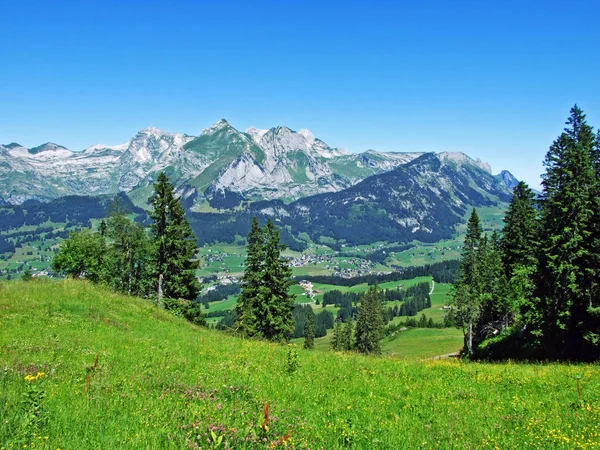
429,280,435,295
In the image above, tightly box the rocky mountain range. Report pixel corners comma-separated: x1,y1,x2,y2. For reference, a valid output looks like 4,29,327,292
0,119,424,206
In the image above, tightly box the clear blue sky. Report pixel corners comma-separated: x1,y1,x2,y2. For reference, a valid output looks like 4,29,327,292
1,0,599,188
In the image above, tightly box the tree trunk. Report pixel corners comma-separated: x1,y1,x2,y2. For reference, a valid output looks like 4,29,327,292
157,273,164,307
467,322,473,354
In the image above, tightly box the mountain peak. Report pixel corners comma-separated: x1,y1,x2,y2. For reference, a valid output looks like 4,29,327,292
28,143,70,155
137,126,166,137
496,170,519,190
246,126,268,143
202,119,232,135
298,129,315,145
437,151,492,173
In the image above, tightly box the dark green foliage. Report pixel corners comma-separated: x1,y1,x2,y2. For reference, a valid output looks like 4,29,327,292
292,305,314,339
103,205,150,297
455,106,600,362
451,209,483,354
149,172,201,303
198,284,240,305
501,181,539,330
354,286,384,355
330,320,354,352
303,311,315,349
21,269,33,282
216,310,236,330
235,217,296,342
0,236,15,254
315,310,334,337
0,192,144,232
535,105,600,360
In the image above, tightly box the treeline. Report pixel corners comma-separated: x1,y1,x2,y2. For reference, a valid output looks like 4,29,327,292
188,212,307,251
297,260,459,287
0,193,145,231
322,281,433,324
197,284,240,305
451,106,600,361
384,282,432,319
291,306,334,339
0,236,15,254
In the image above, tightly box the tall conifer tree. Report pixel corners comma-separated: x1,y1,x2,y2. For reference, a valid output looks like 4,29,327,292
451,208,483,354
303,311,315,349
235,218,295,342
149,172,200,304
501,181,539,329
354,286,384,355
537,105,600,359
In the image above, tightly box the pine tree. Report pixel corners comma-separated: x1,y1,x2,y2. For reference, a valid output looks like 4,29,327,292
235,218,295,342
303,311,315,349
476,231,509,337
354,286,384,355
235,217,264,337
104,203,149,296
257,219,295,341
340,320,354,351
537,106,600,360
330,322,342,351
451,208,483,354
501,181,539,329
149,172,200,305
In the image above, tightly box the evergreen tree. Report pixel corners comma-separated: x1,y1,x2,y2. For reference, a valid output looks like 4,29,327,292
235,218,295,342
451,208,483,354
330,322,342,351
303,310,315,349
149,172,200,304
536,105,600,360
340,320,354,351
104,205,149,296
501,181,539,329
476,231,509,337
235,217,264,337
354,286,384,355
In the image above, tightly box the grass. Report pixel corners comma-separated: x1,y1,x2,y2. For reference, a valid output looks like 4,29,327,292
1,280,600,449
381,328,463,359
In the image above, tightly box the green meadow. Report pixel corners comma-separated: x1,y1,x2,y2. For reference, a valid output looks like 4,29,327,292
1,280,599,449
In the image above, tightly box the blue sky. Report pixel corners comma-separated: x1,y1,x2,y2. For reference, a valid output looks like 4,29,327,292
1,0,599,188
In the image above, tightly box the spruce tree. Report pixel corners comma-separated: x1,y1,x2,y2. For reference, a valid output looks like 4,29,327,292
354,286,384,355
340,320,354,351
257,219,295,341
537,105,600,360
476,231,509,336
235,218,295,342
501,181,539,329
303,310,315,349
451,208,483,354
149,172,200,304
104,204,149,296
330,322,342,351
235,217,264,337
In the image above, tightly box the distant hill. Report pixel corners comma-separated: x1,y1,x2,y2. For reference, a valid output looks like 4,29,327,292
189,152,514,248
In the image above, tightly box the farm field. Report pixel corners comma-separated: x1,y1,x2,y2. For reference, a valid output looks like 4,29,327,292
1,280,599,449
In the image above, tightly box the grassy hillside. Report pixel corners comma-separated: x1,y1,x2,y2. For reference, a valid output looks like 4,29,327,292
1,281,599,449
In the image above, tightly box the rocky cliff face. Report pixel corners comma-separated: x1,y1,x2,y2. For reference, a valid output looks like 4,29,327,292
1,119,426,206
